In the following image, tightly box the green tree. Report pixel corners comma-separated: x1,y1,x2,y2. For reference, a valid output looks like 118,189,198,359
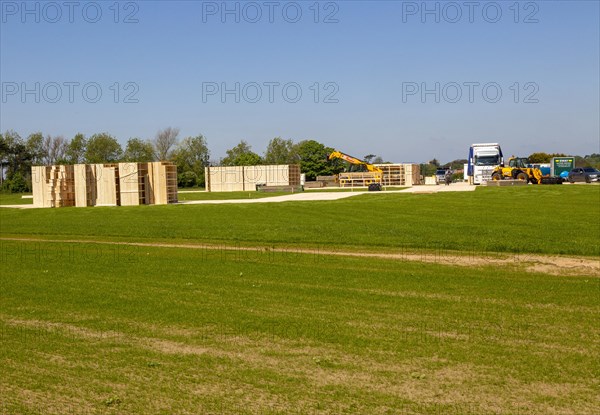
65,133,87,164
26,132,46,165
294,140,341,180
1,130,33,192
444,159,468,170
221,140,262,166
420,163,438,177
528,152,567,163
123,138,155,162
173,135,211,187
264,137,297,164
364,154,376,164
85,133,123,163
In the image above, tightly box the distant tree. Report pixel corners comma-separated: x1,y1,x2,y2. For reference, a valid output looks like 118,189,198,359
221,140,262,166
583,153,600,169
444,159,468,170
123,138,155,162
420,163,437,177
428,158,440,167
153,127,179,160
26,132,46,165
264,137,297,164
178,171,198,188
294,139,341,180
364,154,376,164
85,133,123,163
65,133,87,164
2,130,33,191
173,135,210,187
528,152,567,163
372,156,385,164
574,154,600,169
43,135,68,165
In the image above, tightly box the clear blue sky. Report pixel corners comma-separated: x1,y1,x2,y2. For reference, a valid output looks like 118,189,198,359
1,0,598,163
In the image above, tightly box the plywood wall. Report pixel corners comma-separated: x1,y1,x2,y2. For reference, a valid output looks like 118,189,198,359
205,165,300,192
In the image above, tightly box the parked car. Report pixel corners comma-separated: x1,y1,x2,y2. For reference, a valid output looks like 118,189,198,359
568,167,600,183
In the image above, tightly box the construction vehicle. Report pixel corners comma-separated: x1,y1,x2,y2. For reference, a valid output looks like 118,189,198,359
491,157,563,184
467,143,503,184
327,150,383,191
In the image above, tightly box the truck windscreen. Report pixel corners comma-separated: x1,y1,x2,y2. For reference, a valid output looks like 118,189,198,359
475,155,499,166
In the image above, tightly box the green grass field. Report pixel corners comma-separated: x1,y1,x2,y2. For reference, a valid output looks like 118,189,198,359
177,191,290,201
0,192,33,205
1,186,598,256
1,186,599,414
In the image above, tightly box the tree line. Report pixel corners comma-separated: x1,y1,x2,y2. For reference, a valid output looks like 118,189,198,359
0,129,351,192
3,128,597,193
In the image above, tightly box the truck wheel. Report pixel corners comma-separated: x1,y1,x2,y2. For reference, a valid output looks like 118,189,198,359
530,178,538,184
516,172,528,181
585,176,591,183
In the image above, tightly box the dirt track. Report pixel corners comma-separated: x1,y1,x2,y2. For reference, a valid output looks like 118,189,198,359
1,237,597,277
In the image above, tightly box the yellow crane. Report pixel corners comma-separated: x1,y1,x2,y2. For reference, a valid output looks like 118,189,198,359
327,150,383,190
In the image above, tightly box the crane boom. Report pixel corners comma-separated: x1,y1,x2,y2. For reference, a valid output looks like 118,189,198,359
327,150,383,174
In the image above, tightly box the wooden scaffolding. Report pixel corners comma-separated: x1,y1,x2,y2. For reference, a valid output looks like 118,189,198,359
374,164,421,186
338,172,381,188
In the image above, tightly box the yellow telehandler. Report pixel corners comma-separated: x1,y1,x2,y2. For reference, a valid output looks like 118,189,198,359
491,157,562,184
327,150,384,190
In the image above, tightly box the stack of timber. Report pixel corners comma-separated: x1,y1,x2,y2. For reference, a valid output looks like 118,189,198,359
32,162,178,208
205,164,301,192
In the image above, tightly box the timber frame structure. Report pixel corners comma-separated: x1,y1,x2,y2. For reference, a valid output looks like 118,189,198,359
32,162,178,208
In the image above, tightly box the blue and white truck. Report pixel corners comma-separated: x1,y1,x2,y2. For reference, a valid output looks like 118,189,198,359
467,143,503,184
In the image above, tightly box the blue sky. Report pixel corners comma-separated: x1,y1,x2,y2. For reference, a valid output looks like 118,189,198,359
1,0,598,163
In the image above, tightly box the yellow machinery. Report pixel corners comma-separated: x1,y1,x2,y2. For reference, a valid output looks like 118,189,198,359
327,150,384,190
491,157,562,184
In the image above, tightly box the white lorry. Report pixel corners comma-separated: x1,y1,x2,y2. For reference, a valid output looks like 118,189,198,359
467,143,503,184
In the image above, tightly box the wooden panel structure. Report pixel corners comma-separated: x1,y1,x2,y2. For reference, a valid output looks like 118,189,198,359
74,164,99,207
94,164,120,206
374,164,421,186
32,162,178,208
148,161,178,205
118,163,149,206
32,165,75,207
205,165,301,192
31,166,48,208
205,166,245,192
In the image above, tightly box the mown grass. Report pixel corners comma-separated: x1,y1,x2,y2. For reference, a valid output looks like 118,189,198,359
305,187,406,192
0,192,32,205
0,239,598,414
1,186,598,256
177,191,290,201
